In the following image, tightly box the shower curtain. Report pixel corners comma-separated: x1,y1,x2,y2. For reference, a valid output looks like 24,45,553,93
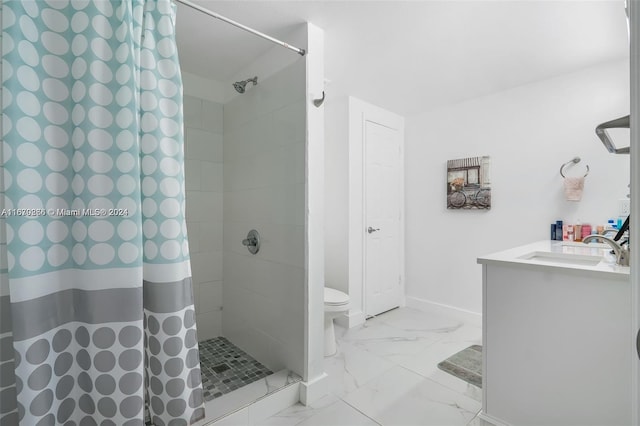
0,1,204,425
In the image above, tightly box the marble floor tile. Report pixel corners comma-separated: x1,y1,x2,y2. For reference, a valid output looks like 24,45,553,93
465,412,493,426
369,307,465,336
257,394,380,426
256,395,340,426
385,325,482,401
263,307,484,426
324,340,396,397
293,400,380,426
435,323,482,346
343,365,481,426
340,321,442,359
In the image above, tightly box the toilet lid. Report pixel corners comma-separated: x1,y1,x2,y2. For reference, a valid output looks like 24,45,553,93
324,287,349,306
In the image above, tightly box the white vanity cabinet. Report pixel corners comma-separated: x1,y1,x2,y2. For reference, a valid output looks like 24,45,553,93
478,241,632,426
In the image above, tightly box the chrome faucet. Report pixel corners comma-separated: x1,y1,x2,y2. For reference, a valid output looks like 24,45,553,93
582,235,630,266
602,228,619,239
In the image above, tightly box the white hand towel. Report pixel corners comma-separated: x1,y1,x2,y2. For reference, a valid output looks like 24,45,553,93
564,177,584,201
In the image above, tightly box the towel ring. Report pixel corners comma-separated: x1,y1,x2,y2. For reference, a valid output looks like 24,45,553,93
560,157,589,178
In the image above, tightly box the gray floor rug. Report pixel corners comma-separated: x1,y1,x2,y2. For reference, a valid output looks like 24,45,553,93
437,344,482,388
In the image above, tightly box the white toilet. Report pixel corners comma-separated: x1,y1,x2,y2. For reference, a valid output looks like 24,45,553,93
324,287,350,357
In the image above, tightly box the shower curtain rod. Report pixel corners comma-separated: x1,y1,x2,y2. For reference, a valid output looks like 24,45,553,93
173,0,306,56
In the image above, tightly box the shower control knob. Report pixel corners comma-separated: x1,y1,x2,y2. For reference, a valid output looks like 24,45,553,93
367,227,380,234
242,229,261,254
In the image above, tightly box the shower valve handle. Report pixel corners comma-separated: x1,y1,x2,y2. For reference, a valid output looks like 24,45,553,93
242,237,257,247
242,230,261,254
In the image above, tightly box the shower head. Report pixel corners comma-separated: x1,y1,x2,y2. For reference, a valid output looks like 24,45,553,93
233,77,258,94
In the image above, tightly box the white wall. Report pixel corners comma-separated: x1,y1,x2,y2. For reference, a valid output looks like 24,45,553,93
324,97,404,327
183,73,225,341
222,59,307,375
224,26,310,105
405,59,631,315
324,97,349,295
302,23,328,402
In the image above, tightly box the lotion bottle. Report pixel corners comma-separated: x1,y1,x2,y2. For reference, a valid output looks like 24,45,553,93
567,225,574,242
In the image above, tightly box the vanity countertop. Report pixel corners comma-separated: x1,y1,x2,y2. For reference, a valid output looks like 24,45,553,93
477,240,630,278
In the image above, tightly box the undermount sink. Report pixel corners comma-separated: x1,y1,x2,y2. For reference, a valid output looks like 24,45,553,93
561,241,609,249
517,251,603,266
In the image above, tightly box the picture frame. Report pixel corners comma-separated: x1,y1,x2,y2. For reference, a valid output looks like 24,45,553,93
447,156,491,210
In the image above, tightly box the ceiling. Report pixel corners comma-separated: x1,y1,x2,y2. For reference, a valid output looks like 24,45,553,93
175,1,629,116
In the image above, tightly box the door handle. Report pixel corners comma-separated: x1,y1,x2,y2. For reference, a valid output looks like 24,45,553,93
367,226,380,234
636,328,640,360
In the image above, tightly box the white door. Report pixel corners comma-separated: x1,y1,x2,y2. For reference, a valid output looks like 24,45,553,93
364,120,402,316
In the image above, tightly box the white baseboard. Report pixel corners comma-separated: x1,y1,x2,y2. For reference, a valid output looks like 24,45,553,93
335,310,366,329
405,296,482,327
299,373,329,406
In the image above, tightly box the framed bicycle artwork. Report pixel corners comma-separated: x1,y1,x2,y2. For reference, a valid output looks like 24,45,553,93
447,156,492,210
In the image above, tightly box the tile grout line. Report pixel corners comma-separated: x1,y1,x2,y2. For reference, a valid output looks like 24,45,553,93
290,398,342,426
337,395,384,426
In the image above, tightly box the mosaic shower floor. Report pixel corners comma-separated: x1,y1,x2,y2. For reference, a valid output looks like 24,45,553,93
199,336,273,401
145,337,273,424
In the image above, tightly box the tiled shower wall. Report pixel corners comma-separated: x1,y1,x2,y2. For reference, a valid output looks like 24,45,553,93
222,60,306,375
183,91,224,341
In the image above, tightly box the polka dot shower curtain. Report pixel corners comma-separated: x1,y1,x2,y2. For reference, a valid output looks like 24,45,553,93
0,1,205,424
